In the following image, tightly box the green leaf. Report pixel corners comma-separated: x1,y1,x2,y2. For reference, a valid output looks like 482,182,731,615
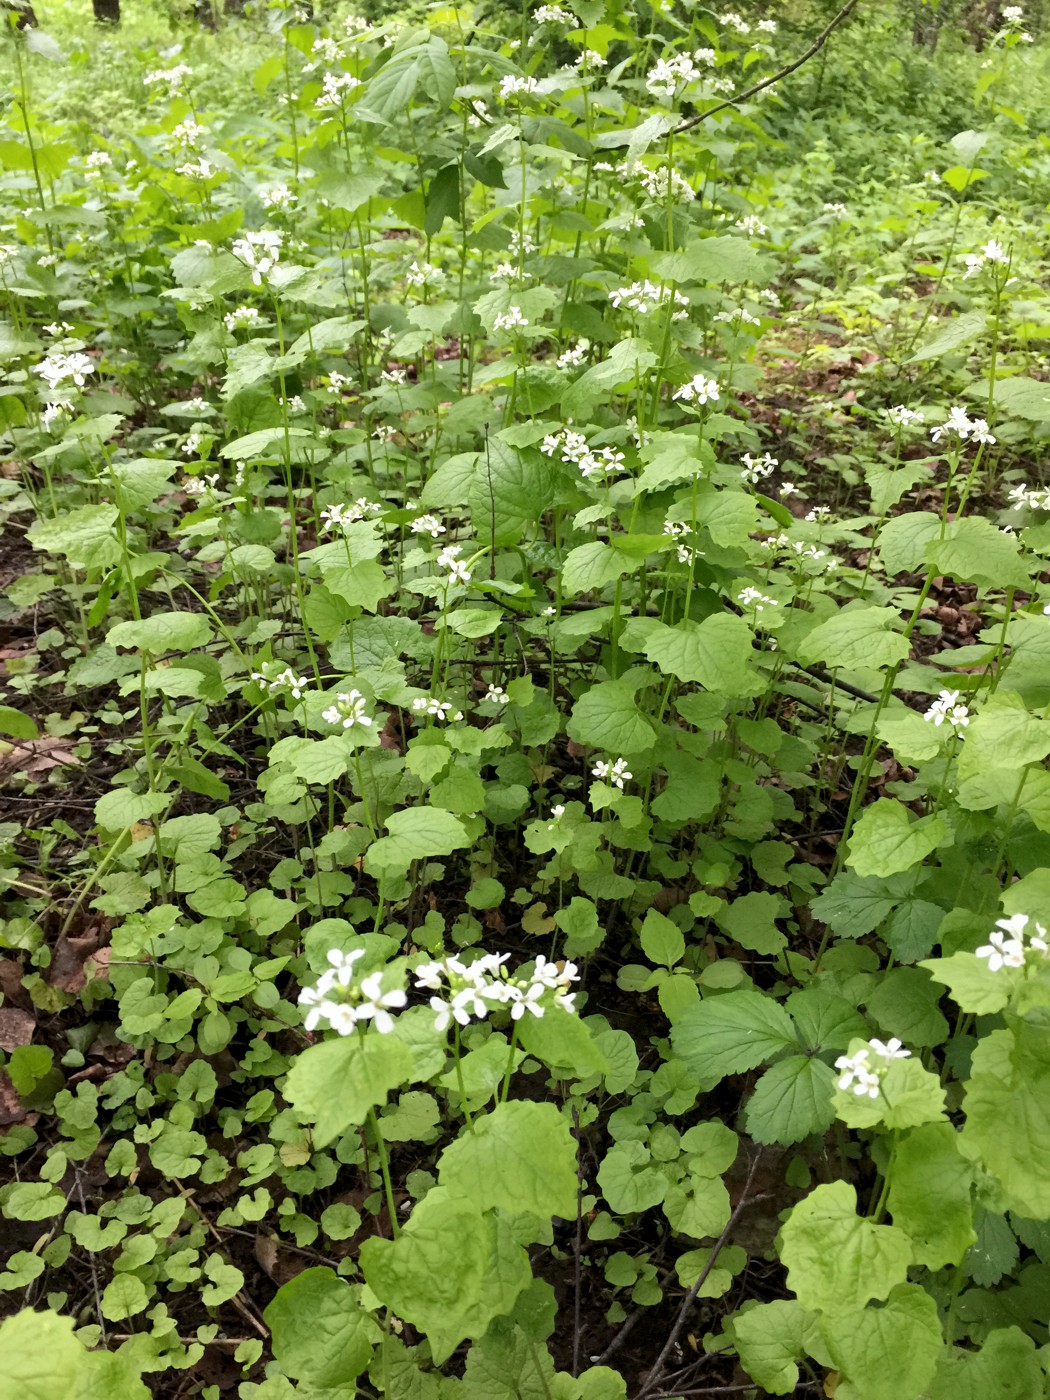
908,309,986,363
925,517,1030,589
745,1057,837,1146
107,612,213,654
640,910,685,968
324,560,394,613
28,504,120,570
834,1055,946,1132
865,968,949,1047
364,806,470,876
779,1181,912,1313
284,1035,414,1148
360,1188,530,1365
888,1123,974,1269
516,1008,610,1079
957,692,1050,778
0,1310,84,1400
995,375,1050,421
566,679,656,756
927,1327,1046,1400
438,1101,577,1219
560,542,634,597
919,952,1011,1015
100,1273,150,1321
424,163,460,236
598,1141,667,1214
562,337,657,420
0,706,37,740
877,512,941,576
650,234,774,287
662,1168,730,1239
796,608,910,672
264,1268,377,1387
961,1020,1050,1216
846,801,946,879
714,891,786,955
731,1299,810,1396
637,615,756,696
810,870,910,941
671,990,796,1085
821,1284,941,1400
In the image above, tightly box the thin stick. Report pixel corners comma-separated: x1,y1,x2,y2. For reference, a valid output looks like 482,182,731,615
571,1105,584,1377
673,0,861,135
633,1154,764,1400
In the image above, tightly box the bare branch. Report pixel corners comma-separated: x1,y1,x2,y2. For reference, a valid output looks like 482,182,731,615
673,0,861,135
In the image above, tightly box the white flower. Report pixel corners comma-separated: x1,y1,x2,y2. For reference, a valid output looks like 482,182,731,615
41,402,70,430
757,18,776,32
144,63,192,93
316,71,362,110
231,230,283,286
322,689,372,729
719,10,750,31
355,972,407,1035
262,184,297,211
381,367,407,385
535,3,576,21
326,370,351,394
740,451,777,484
177,158,213,181
823,202,848,217
734,213,768,238
930,404,973,443
411,696,463,722
673,374,721,405
85,151,112,173
437,543,472,584
224,305,262,332
182,430,205,458
406,260,442,288
574,49,605,70
557,340,590,370
183,473,219,496
646,53,704,100
610,280,689,320
738,586,779,612
969,418,996,445
834,1048,880,1099
714,308,761,327
43,321,74,337
964,239,1009,278
35,352,95,390
485,683,510,705
577,446,625,480
636,165,695,203
494,306,529,332
549,803,566,822
410,513,446,539
172,118,205,148
592,756,632,789
254,666,310,700
869,1038,911,1061
499,74,539,100
1004,4,1024,21
976,927,1026,972
886,405,924,427
345,13,371,34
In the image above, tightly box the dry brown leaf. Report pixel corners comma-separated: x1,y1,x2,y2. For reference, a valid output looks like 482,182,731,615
0,736,80,778
0,1006,34,1052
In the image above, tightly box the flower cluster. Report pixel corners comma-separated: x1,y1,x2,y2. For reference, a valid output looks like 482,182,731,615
493,306,529,332
406,260,442,289
437,543,471,584
823,202,848,218
738,586,779,613
262,184,297,211
484,683,510,705
35,352,95,390
499,74,539,100
321,499,382,532
144,63,192,93
231,230,282,285
411,696,464,722
534,3,576,22
734,214,768,238
673,374,721,405
922,689,971,736
224,305,262,332
740,451,777,484
183,473,220,496
251,665,310,700
415,952,579,1031
592,756,632,789
929,405,996,446
976,913,1049,971
410,512,446,539
886,405,925,428
299,950,407,1035
720,10,750,30
322,689,372,729
610,280,689,319
964,238,1008,279
317,71,361,110
714,307,761,327
835,1038,911,1098
556,340,590,370
635,165,695,203
1007,482,1050,511
645,51,714,100
541,428,624,481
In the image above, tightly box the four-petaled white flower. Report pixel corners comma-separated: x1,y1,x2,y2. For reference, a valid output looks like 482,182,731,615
494,306,529,332
231,229,283,286
738,586,779,613
673,374,721,405
485,683,510,705
35,352,95,390
834,1047,880,1098
922,689,971,736
437,543,472,584
411,696,464,722
592,756,632,789
741,451,777,484
964,239,1009,279
252,665,310,700
410,513,446,539
499,75,539,100
976,914,1049,971
322,689,372,729
869,1037,911,1061
886,405,924,427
